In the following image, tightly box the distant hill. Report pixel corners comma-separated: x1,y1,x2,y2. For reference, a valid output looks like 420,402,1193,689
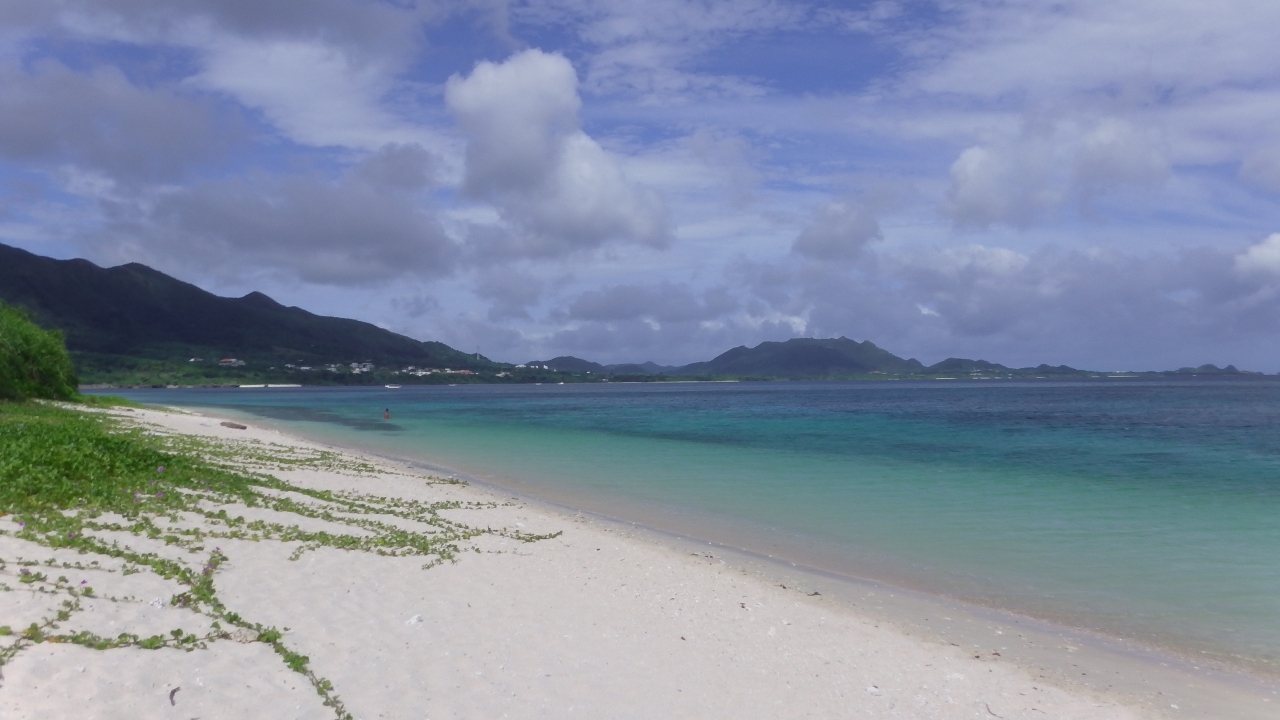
526,357,677,374
1175,364,1243,374
0,242,488,369
676,337,925,377
606,361,677,374
922,358,1085,375
531,342,1099,379
923,358,1011,374
526,356,605,373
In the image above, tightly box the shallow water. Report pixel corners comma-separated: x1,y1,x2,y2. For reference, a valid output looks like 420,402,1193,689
107,379,1280,673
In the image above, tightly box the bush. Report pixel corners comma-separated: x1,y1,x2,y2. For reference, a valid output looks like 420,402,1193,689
0,301,78,401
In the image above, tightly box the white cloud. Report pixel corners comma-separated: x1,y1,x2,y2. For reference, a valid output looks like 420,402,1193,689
912,1,1280,100
792,195,883,261
473,265,547,321
1235,233,1280,275
945,143,1059,228
515,0,805,101
446,49,671,258
192,37,436,150
1072,119,1168,197
0,59,237,183
100,144,456,286
944,117,1170,228
567,282,736,323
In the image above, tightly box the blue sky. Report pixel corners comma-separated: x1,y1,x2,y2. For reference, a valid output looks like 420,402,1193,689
4,1,1280,370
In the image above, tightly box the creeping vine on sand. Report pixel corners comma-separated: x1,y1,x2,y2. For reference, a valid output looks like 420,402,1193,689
0,402,560,719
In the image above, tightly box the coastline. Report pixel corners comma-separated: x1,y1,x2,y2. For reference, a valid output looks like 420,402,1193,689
198,404,1280,720
3,403,1272,719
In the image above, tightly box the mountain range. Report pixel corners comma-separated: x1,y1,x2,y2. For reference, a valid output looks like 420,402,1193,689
0,242,490,372
530,339,1106,378
0,242,1258,382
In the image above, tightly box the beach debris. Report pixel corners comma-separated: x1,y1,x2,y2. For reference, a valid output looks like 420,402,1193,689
985,703,1004,718
148,597,164,608
866,685,880,694
169,687,180,706
406,614,423,625
231,628,257,643
807,591,820,596
219,421,247,430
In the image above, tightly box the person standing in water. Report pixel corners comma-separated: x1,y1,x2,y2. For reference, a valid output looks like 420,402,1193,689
383,408,390,420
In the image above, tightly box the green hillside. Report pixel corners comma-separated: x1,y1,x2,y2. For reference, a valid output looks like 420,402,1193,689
677,337,925,377
0,243,495,384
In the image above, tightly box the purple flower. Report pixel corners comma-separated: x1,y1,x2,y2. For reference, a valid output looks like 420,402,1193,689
80,580,87,585
156,492,163,498
16,522,23,527
19,569,28,575
157,466,164,472
67,533,74,538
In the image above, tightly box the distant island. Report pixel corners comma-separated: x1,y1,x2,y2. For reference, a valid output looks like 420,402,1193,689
0,242,1266,387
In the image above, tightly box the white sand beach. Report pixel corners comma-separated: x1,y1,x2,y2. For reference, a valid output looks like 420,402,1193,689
1,405,1271,719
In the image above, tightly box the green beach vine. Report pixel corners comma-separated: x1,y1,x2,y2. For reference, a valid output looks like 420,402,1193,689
0,399,559,719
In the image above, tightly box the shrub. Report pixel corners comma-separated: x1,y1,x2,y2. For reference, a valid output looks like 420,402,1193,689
0,301,78,401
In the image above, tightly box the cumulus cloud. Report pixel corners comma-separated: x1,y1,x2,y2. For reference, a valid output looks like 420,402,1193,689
1072,119,1168,199
567,282,736,324
354,142,437,189
773,239,1280,369
446,49,671,258
906,0,1272,211
191,37,437,151
792,195,884,262
891,244,1041,336
6,0,1280,373
945,118,1169,228
0,1,447,153
473,266,546,321
104,143,455,285
1235,233,1280,275
945,140,1059,228
0,60,238,183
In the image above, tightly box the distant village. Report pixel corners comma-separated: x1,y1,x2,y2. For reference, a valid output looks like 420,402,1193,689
286,361,487,376
194,357,537,379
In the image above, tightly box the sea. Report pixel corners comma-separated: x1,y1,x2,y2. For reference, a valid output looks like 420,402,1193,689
105,378,1280,678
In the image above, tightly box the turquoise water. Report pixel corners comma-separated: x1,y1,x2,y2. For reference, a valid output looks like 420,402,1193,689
108,380,1280,672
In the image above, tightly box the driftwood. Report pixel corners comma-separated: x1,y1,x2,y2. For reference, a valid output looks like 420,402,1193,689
219,421,247,430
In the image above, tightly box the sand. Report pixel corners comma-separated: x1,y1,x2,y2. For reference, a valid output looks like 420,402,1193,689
0,405,1268,719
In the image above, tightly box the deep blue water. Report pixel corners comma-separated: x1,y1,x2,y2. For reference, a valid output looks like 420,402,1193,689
106,379,1280,671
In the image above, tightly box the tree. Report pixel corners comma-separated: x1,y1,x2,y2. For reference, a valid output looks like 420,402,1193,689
0,301,78,401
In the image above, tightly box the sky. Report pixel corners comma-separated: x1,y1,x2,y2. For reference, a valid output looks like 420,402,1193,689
3,1,1280,370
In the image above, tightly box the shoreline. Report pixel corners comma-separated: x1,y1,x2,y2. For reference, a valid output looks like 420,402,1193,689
175,402,1277,719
